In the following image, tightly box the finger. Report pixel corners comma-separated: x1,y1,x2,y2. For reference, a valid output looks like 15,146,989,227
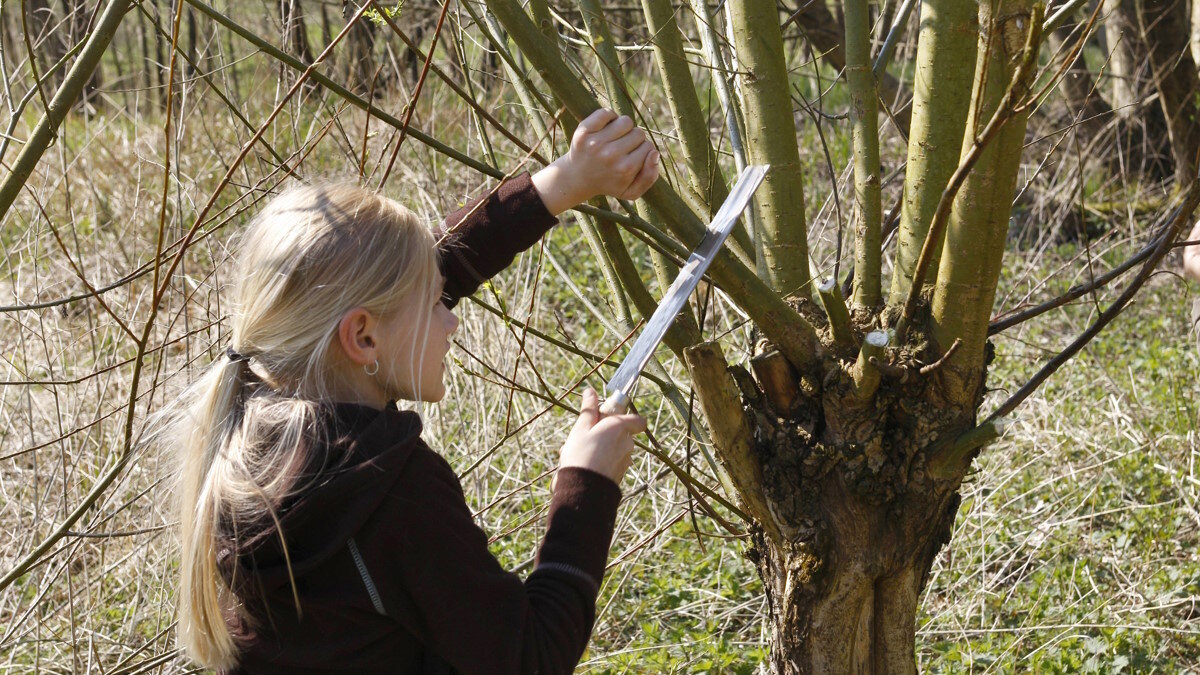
578,108,618,134
592,410,645,433
615,140,653,176
605,127,647,158
573,387,601,433
591,114,635,144
610,412,647,434
620,147,660,200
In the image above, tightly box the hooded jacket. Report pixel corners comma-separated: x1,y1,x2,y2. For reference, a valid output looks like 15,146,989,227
216,173,623,674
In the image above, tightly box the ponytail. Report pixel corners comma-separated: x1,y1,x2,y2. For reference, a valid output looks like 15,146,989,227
175,353,253,669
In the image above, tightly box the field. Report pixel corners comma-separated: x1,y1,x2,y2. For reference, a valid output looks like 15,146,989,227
2,5,1200,672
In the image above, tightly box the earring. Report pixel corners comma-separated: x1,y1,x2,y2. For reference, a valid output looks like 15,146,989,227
364,359,380,376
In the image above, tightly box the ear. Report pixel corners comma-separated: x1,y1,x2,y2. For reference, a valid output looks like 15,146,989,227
337,307,379,366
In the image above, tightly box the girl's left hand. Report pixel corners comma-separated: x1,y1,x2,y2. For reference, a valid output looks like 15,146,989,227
531,108,661,216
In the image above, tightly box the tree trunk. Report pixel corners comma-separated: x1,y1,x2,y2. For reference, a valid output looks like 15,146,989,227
1103,0,1174,178
282,0,315,64
1103,0,1143,114
342,0,377,96
281,0,320,95
182,4,196,79
1192,0,1200,64
1047,26,1113,141
682,323,978,674
749,473,961,674
154,0,167,108
1133,0,1200,184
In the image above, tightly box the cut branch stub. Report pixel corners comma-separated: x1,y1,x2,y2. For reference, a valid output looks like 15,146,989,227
817,278,857,350
684,341,782,543
750,349,801,416
853,331,889,401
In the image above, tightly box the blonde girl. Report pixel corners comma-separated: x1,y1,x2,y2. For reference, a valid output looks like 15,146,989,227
168,108,659,674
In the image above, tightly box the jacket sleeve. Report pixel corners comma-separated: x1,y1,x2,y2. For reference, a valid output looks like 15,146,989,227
363,443,621,675
435,171,559,309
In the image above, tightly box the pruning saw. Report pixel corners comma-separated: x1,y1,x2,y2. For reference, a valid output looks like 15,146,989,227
599,164,769,415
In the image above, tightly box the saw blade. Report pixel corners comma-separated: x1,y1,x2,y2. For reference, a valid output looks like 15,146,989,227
602,164,769,412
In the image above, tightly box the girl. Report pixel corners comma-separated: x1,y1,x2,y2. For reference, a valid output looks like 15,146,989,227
169,108,659,674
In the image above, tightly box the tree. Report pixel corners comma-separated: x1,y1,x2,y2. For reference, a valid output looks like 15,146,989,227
479,0,1200,671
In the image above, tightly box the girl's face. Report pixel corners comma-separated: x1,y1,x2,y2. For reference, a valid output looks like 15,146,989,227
378,275,460,403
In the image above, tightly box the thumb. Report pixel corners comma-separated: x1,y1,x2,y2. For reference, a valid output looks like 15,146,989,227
572,387,600,433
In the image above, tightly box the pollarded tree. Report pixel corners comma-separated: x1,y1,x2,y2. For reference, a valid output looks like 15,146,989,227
479,0,1200,671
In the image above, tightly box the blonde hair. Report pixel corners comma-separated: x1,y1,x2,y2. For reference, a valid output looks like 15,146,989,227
167,182,441,668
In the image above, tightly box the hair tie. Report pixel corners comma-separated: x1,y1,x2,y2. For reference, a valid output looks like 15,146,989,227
226,346,250,364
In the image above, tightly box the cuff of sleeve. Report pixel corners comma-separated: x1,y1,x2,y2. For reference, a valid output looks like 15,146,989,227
534,467,622,586
494,171,558,245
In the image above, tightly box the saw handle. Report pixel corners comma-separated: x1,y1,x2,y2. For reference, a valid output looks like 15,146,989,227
598,391,629,415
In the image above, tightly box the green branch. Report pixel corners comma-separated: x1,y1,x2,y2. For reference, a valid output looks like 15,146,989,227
844,0,883,308
0,0,132,222
727,0,812,296
640,0,731,217
485,0,822,374
928,1,1044,402
888,0,979,306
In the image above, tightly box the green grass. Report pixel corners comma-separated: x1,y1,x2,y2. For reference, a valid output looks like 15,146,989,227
4,8,1200,672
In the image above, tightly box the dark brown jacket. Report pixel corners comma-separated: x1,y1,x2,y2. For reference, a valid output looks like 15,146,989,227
219,173,622,674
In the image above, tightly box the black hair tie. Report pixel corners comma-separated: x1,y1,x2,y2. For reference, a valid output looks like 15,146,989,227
226,346,251,364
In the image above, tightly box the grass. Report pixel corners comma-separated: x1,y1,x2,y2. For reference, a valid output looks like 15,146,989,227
3,4,1199,673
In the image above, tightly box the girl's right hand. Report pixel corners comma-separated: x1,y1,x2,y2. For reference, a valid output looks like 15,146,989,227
556,387,646,487
530,108,660,217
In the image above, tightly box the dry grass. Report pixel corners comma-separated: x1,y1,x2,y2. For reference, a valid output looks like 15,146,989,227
2,2,1198,672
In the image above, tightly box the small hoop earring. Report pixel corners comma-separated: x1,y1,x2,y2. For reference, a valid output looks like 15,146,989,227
364,359,380,376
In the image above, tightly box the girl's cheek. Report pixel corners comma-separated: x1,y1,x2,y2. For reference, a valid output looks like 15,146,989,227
440,307,459,336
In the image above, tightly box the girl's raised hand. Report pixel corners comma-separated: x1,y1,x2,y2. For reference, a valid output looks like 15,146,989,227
531,108,661,216
555,387,646,488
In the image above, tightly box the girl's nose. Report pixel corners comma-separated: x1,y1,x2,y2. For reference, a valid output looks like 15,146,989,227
448,311,460,335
